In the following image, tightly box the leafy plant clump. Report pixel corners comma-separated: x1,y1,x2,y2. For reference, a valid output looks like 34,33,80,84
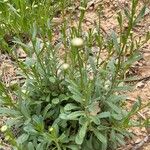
0,0,150,150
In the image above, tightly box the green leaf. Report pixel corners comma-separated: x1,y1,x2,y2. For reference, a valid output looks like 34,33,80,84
93,129,107,145
36,143,44,150
66,145,79,150
107,94,126,103
23,124,38,134
75,121,88,145
43,103,52,118
111,30,120,52
60,111,85,120
32,22,37,40
130,98,141,113
101,132,108,150
117,11,123,28
52,98,59,104
0,108,21,117
58,132,69,143
112,113,123,120
68,84,83,103
97,125,109,131
68,85,82,97
122,98,141,125
64,103,80,111
16,133,29,145
49,77,56,83
116,133,126,146
28,142,35,150
25,57,36,67
32,115,44,132
7,3,21,17
106,101,122,114
133,6,146,26
98,112,110,119
124,7,130,20
72,95,83,103
20,101,31,118
89,56,96,73
123,52,142,68
110,129,117,149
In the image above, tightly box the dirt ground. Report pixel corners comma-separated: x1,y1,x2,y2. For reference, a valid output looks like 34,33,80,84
0,0,150,149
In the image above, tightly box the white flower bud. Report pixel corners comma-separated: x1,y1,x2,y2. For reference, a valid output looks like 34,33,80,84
1,125,8,132
71,38,83,47
62,63,69,70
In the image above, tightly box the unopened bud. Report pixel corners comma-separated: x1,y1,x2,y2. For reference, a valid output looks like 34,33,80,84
62,63,69,70
1,125,8,132
71,38,84,47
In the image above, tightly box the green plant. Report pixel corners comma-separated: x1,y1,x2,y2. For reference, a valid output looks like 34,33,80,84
0,0,150,150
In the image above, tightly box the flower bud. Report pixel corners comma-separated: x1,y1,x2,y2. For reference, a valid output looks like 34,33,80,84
1,125,8,132
71,38,83,47
62,63,69,70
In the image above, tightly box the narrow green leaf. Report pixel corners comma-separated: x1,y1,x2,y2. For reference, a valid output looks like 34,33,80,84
89,56,96,73
116,133,126,146
32,22,37,40
72,95,83,103
66,145,79,150
16,133,29,145
64,103,80,111
111,30,120,52
43,103,52,118
75,121,88,145
60,111,85,120
7,3,21,17
106,101,122,113
124,8,131,20
133,6,146,26
20,101,31,118
0,108,21,117
93,129,107,144
98,112,110,119
28,142,35,150
36,143,44,150
68,85,82,97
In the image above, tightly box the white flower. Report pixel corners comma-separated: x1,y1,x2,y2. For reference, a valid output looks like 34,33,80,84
71,37,84,47
62,63,69,70
1,125,8,132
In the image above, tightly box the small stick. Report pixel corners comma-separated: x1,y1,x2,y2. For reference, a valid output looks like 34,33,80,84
131,135,150,150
